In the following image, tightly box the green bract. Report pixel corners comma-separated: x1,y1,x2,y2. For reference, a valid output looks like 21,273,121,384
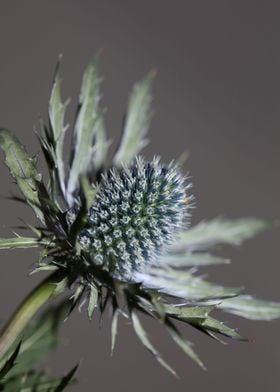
0,58,279,378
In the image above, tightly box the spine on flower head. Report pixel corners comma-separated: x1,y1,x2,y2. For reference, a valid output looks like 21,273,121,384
78,157,193,280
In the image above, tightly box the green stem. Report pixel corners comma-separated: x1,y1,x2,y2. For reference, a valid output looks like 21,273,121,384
0,271,64,360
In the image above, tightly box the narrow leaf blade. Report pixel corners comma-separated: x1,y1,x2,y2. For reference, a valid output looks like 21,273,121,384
171,218,270,253
166,321,205,369
111,309,120,355
87,283,98,320
131,311,177,377
158,253,230,267
137,268,241,300
0,237,46,250
113,71,154,165
53,364,78,392
219,295,280,320
67,61,106,202
48,58,68,196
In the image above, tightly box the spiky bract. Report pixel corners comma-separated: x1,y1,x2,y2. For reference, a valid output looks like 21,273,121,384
79,157,192,280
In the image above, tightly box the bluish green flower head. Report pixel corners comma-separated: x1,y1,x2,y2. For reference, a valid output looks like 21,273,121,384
79,156,193,280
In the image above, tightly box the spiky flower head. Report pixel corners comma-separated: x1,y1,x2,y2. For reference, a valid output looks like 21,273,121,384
79,157,192,280
0,58,279,379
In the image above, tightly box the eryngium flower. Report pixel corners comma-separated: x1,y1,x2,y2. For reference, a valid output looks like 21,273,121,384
0,59,280,378
79,157,192,280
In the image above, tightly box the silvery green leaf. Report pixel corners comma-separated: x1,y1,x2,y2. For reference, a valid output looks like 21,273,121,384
171,218,270,253
67,61,106,204
0,129,46,222
131,311,177,377
80,176,97,210
48,58,69,196
164,304,215,321
199,317,243,340
0,237,47,250
113,71,154,166
68,284,86,318
166,321,205,369
219,295,280,320
111,309,120,355
92,115,109,171
87,283,98,320
158,253,230,267
137,268,241,300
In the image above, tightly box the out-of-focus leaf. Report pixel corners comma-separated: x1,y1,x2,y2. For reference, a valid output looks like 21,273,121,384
2,369,77,392
48,58,69,196
0,301,71,378
113,71,154,166
67,61,106,203
87,283,98,320
219,295,280,320
0,129,46,222
166,321,205,369
0,342,21,380
137,268,241,300
131,311,177,377
170,218,270,253
0,237,48,250
53,364,78,392
158,253,230,267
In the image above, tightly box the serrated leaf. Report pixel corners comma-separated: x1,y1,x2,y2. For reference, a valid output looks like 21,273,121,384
166,321,205,369
137,268,241,300
87,283,98,320
199,317,244,340
170,218,270,253
131,311,177,377
67,61,106,204
0,237,48,250
158,253,230,267
113,71,154,166
48,58,69,196
219,295,280,320
164,304,215,321
0,129,46,222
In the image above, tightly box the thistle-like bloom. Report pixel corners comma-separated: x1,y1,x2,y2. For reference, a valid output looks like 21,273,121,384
79,157,191,280
0,59,279,377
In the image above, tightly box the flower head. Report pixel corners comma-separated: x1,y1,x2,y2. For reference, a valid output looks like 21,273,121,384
79,156,192,280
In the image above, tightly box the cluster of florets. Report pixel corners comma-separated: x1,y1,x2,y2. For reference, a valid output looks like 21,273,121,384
78,157,192,280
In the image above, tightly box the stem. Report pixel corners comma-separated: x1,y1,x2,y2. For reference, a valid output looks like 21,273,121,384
0,271,64,359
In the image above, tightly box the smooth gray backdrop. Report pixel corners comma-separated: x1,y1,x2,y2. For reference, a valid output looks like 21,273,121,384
0,1,279,391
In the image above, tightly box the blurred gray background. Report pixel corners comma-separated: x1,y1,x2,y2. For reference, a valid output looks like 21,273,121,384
0,1,280,390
